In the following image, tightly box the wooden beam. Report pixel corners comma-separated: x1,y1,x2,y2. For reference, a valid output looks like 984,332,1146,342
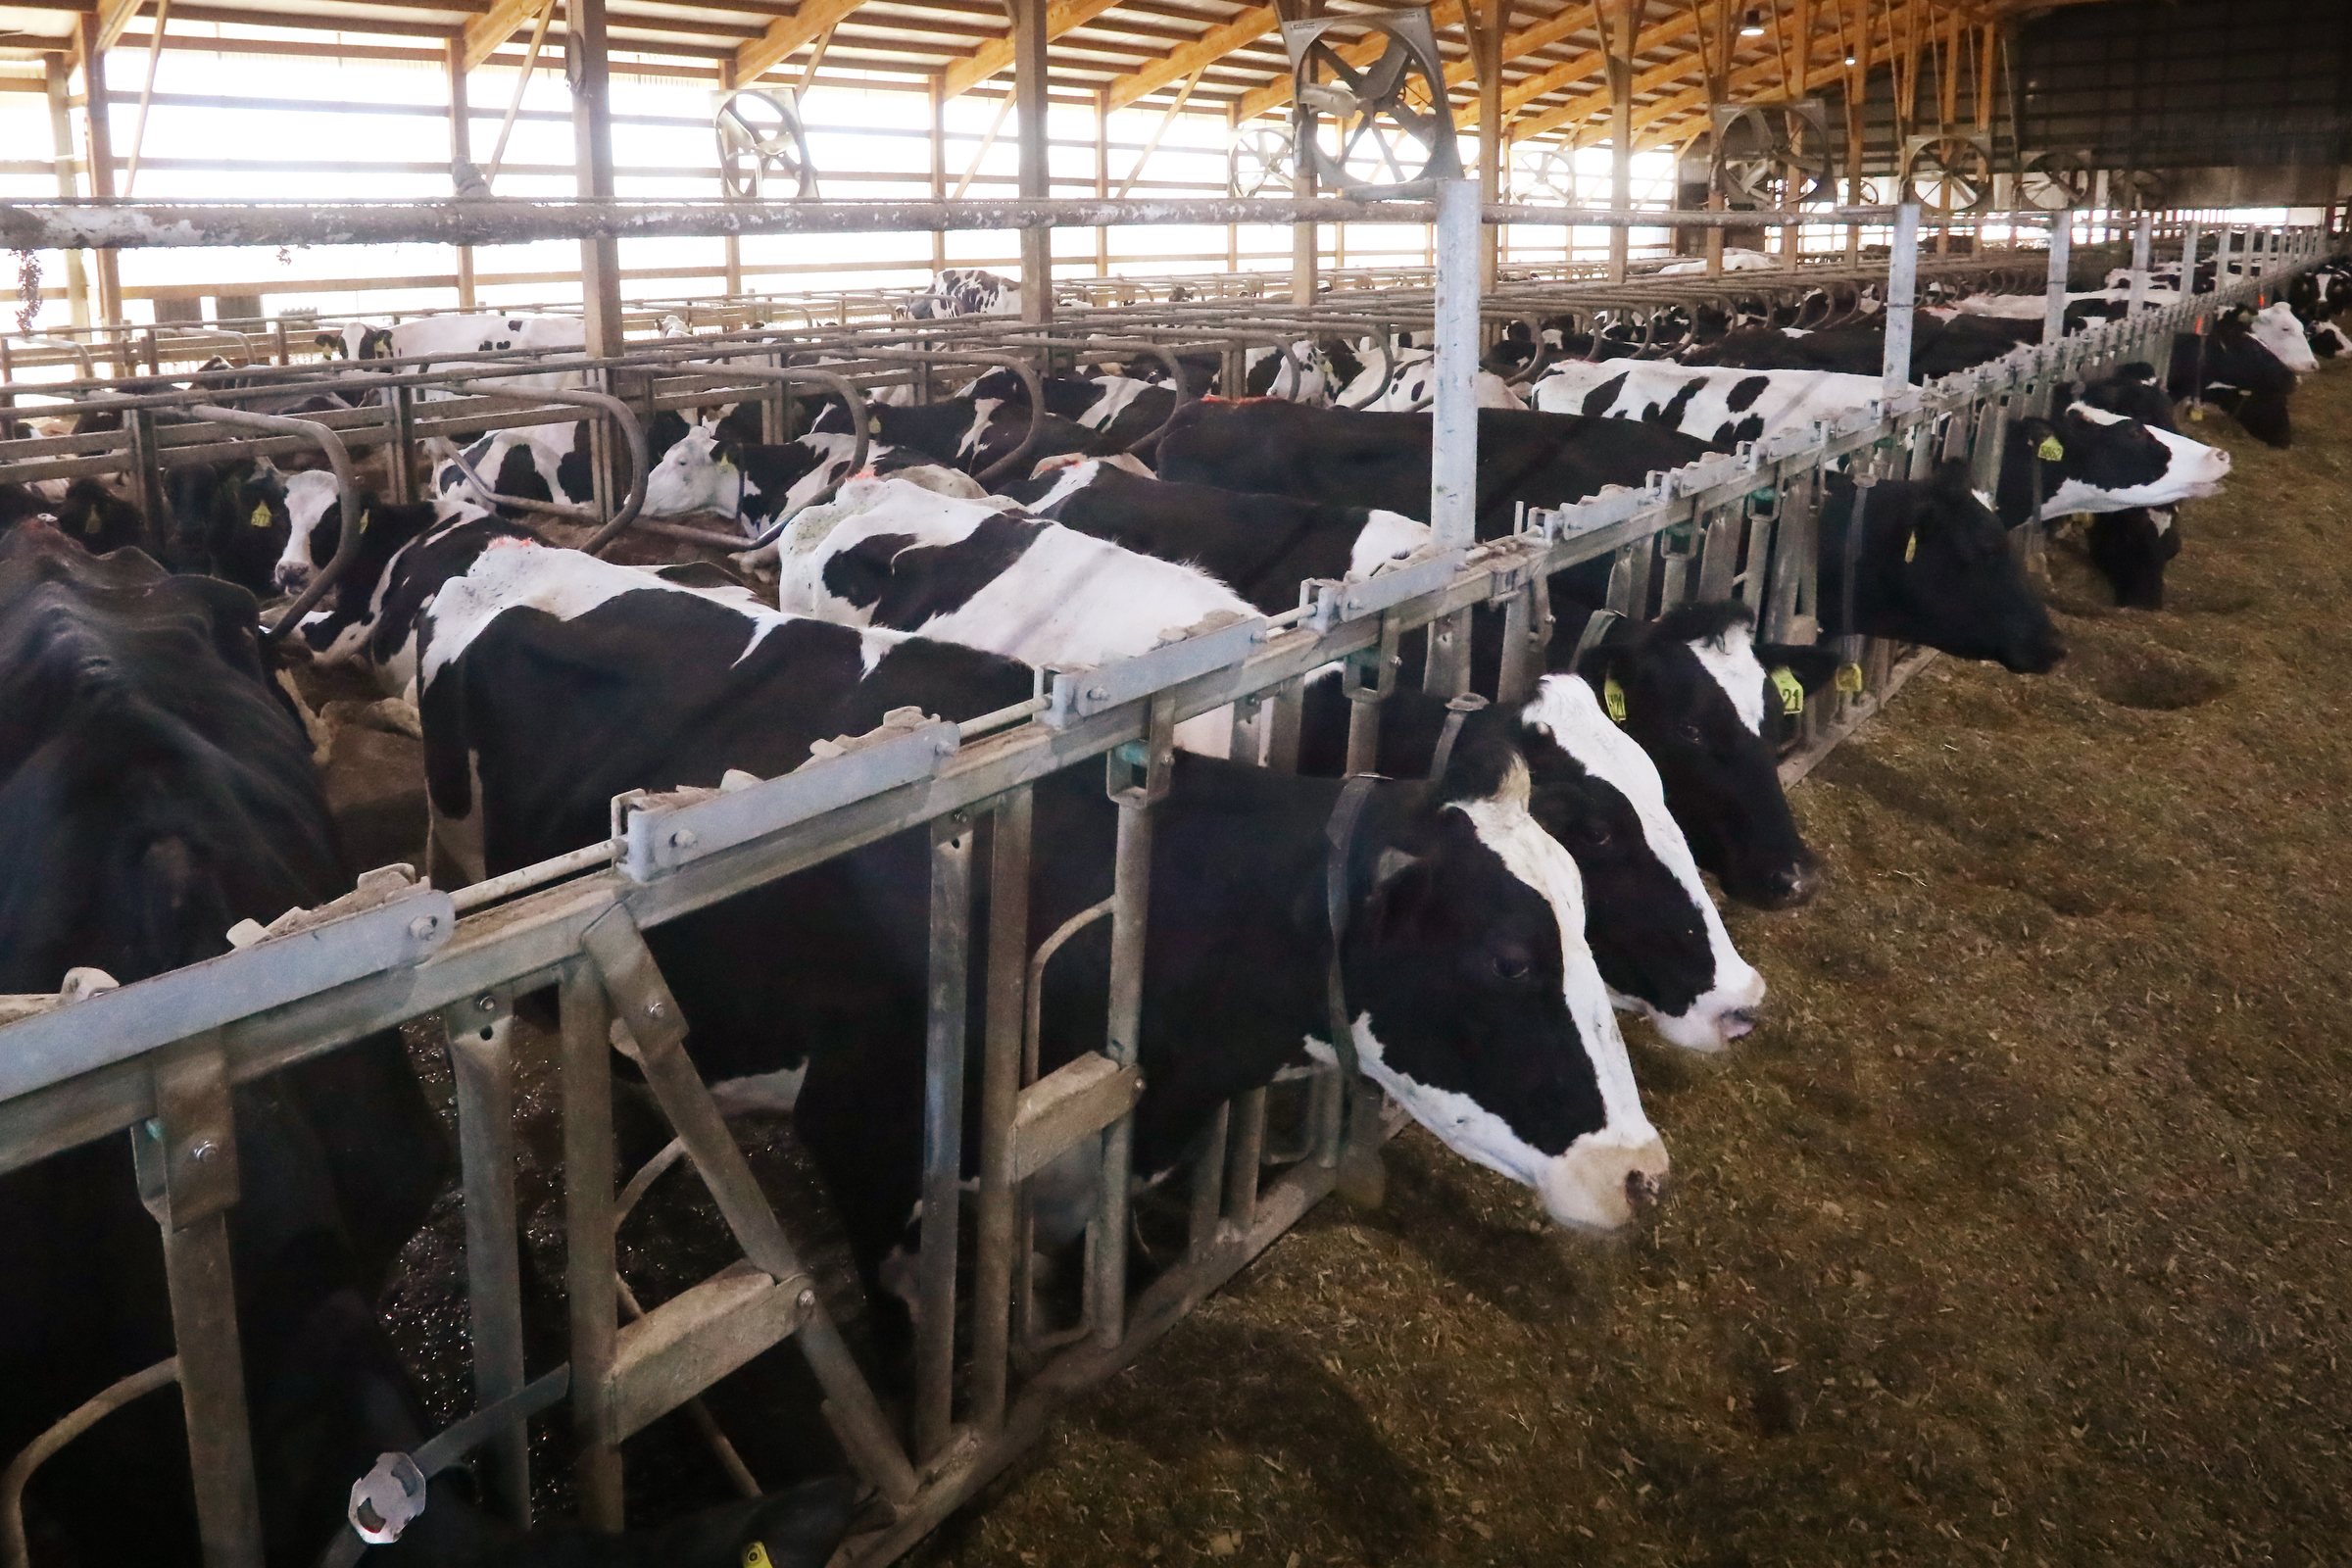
93,0,146,56
1106,3,1278,113
1608,0,1946,149
1463,1,1715,127
461,0,546,72
943,0,1126,101
1515,0,1849,142
736,0,867,84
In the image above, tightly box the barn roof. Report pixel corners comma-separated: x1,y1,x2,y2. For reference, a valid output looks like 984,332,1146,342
0,0,2119,152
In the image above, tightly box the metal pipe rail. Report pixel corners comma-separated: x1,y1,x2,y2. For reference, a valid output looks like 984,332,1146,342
0,226,2324,1568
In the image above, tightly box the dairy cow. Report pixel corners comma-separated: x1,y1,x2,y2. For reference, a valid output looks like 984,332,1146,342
2169,315,2298,447
1336,348,1528,412
0,522,852,1567
314,311,589,398
1531,361,1886,446
1156,399,1712,538
808,394,1107,476
897,267,1020,320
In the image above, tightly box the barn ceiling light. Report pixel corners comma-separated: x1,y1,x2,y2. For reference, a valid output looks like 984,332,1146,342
1844,49,1858,65
1740,8,1767,35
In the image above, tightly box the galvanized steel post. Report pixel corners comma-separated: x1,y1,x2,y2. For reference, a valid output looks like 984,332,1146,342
1431,177,1481,551
914,812,975,1462
2044,214,2072,349
1882,203,1921,400
2129,213,2152,316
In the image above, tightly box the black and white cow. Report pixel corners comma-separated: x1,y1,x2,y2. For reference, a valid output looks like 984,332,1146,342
2169,315,2300,447
0,475,151,558
0,521,852,1567
1530,361,1885,446
808,395,1107,475
1820,461,2067,673
297,516,1673,1271
1001,456,1431,614
768,476,1258,671
1992,400,2230,532
2064,363,2196,610
315,311,588,396
958,369,1177,451
1299,672,1769,1049
896,268,1020,320
1156,399,1713,539
1334,347,1528,412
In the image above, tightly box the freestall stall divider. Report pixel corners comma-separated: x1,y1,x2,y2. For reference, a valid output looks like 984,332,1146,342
0,205,2325,1568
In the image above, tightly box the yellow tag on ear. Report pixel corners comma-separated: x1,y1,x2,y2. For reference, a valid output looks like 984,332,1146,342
1903,530,1917,564
743,1544,775,1568
249,501,272,528
1834,662,1865,696
357,510,370,534
868,417,883,437
81,512,100,535
2188,405,2205,422
1602,675,1627,723
2035,435,2065,462
1770,665,1805,715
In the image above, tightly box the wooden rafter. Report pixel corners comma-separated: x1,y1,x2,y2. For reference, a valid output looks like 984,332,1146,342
944,0,1128,100
1464,0,1724,127
1613,0,1952,148
461,0,547,72
737,0,868,83
1104,3,1280,112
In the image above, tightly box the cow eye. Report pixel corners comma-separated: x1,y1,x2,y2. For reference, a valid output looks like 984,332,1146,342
1565,818,1612,848
1492,951,1532,982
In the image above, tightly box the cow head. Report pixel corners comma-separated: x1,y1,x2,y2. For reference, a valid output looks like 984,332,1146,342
2249,301,2320,375
2072,363,2180,432
314,324,394,362
1338,726,1669,1231
1561,601,1834,910
644,420,746,518
2195,318,2297,448
1509,677,1767,1051
1849,462,2065,674
274,469,346,596
42,477,148,557
2002,403,2230,523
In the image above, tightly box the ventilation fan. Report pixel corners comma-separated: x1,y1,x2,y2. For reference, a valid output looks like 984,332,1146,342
715,88,818,201
1280,7,1463,198
1708,101,1835,210
1229,123,1296,197
1899,134,1993,213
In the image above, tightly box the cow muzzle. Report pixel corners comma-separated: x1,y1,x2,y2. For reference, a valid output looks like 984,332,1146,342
1537,1128,1671,1232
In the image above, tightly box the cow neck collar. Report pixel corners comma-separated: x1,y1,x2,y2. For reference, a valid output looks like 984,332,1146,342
1322,773,1381,1083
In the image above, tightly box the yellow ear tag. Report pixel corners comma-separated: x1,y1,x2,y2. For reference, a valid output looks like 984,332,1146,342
81,512,100,535
1903,530,1917,564
1602,675,1628,723
1770,665,1805,715
868,417,883,437
1834,662,1865,696
743,1544,775,1568
2188,404,2205,422
249,501,273,528
357,510,370,534
2035,435,2065,462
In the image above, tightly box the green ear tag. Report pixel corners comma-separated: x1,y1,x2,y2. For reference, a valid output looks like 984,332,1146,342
1903,530,1917,564
1834,662,1865,696
1602,674,1628,723
2035,435,2065,462
743,1544,775,1568
249,501,272,528
1770,665,1805,715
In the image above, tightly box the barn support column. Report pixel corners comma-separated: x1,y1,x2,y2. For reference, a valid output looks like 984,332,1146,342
1095,88,1111,276
567,0,625,360
1473,0,1505,291
43,52,89,330
1226,102,1241,272
1605,0,1637,282
74,15,123,339
446,40,478,310
929,76,948,274
719,61,744,296
1010,0,1053,326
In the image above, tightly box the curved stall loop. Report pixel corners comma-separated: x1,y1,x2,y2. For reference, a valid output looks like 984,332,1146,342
435,381,650,558
181,401,366,643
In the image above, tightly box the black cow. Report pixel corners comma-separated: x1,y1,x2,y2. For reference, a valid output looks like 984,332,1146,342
0,476,148,556
1818,461,2067,673
1156,400,1711,539
809,395,1107,475
160,456,292,597
2066,364,2194,610
0,524,853,1566
2169,317,2297,448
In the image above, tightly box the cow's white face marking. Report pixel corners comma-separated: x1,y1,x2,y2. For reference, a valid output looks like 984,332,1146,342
1075,376,1154,432
276,469,340,594
1348,510,1432,578
1305,756,1667,1232
1518,675,1765,1053
2037,407,2232,519
645,422,740,516
1021,457,1104,513
1686,619,1770,735
2252,301,2320,374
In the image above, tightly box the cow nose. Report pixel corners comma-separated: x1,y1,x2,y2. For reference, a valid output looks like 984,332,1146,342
1719,1007,1759,1042
1625,1169,1665,1212
1764,863,1819,908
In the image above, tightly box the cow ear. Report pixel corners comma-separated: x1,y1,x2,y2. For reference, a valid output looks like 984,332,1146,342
1755,642,1842,696
1374,847,1422,887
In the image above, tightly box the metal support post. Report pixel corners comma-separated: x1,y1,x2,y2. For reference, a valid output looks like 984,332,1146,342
446,39,477,310
567,0,625,360
446,994,530,1527
970,787,1032,1434
132,1036,262,1568
2043,213,2071,349
1186,1103,1230,1262
44,53,90,329
914,811,974,1464
1431,176,1481,551
2128,212,2151,317
559,958,624,1531
1883,203,1920,398
75,15,123,344
1092,695,1173,1350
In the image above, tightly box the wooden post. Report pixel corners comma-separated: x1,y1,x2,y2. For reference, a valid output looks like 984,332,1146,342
1226,101,1241,273
929,74,948,274
1843,0,1866,265
75,14,123,336
719,60,744,296
447,39,479,309
44,52,90,329
1474,0,1505,291
1095,87,1111,276
1010,0,1053,325
567,0,624,358
1607,0,1636,281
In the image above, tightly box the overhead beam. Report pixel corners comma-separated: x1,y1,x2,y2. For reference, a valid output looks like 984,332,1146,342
943,0,1126,101
736,0,868,84
462,0,548,72
93,0,146,55
1462,0,1719,127
1515,0,1855,142
1105,3,1278,113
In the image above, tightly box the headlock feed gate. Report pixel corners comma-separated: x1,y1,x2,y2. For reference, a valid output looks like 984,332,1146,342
0,192,2323,1567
